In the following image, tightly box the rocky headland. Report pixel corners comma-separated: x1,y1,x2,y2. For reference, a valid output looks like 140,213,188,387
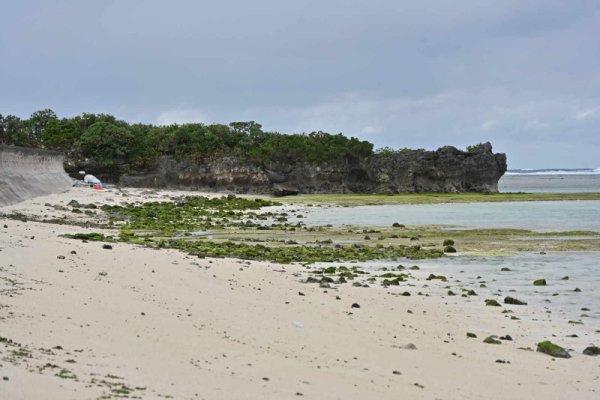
118,142,507,195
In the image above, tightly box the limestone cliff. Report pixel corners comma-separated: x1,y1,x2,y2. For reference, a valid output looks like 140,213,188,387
120,142,507,194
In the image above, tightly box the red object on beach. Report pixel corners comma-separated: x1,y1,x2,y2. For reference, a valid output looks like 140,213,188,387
94,185,103,190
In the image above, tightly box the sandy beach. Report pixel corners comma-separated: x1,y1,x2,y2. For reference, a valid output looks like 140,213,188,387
1,187,599,399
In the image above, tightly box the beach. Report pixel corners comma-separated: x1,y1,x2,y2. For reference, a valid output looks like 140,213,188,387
1,187,599,399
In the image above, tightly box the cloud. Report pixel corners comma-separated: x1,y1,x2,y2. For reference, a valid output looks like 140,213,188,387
576,107,600,120
155,109,211,126
481,120,497,131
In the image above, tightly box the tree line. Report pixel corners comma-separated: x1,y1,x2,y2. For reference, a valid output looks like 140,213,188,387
0,109,374,172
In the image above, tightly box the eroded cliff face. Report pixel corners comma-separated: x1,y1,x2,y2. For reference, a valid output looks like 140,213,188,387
120,142,507,194
0,146,73,206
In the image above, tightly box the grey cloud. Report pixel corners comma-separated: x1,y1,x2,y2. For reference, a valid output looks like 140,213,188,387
1,0,599,168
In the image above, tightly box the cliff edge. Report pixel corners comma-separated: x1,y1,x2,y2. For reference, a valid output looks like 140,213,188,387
121,142,507,194
0,146,73,206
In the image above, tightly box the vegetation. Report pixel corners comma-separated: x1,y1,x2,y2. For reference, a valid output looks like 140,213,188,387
275,192,600,206
0,110,373,173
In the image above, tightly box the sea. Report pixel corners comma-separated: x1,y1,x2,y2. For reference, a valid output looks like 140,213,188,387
300,172,600,327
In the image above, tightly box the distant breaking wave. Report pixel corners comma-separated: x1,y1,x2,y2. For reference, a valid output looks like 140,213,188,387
506,168,600,176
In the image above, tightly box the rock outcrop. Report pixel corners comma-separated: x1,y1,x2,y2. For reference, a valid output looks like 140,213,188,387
121,142,507,194
0,145,73,206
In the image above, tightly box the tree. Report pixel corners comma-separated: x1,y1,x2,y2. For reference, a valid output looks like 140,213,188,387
29,108,57,140
76,121,135,171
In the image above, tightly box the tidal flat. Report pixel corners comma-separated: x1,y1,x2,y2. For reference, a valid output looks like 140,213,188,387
1,187,600,399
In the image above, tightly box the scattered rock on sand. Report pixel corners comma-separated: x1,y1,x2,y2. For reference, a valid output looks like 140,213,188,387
102,244,113,250
483,336,502,344
485,299,502,307
536,341,570,358
467,332,477,338
351,302,360,308
533,279,547,286
582,345,600,356
504,296,527,305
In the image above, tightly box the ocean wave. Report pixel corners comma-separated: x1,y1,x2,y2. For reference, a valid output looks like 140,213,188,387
506,168,600,176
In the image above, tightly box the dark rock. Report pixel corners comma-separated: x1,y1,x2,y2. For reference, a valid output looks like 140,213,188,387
560,276,569,280
392,370,402,375
533,279,546,286
442,239,455,246
67,200,81,208
118,143,507,194
351,302,361,308
583,345,600,356
504,296,527,305
272,186,300,197
574,288,582,292
485,299,502,307
499,335,513,341
483,336,502,344
500,267,511,272
443,245,457,253
537,341,570,358
466,332,477,338
392,222,405,228
102,244,112,250
298,292,305,296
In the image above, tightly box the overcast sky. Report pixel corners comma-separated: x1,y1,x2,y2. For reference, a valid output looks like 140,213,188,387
2,0,599,168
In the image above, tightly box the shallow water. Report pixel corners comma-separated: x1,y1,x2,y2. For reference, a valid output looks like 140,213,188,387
499,174,600,193
294,200,600,232
314,252,600,326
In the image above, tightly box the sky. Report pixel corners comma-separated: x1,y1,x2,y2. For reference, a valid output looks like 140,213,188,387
1,0,599,168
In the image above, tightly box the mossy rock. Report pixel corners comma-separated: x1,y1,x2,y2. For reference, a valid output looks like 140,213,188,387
466,332,477,338
533,279,547,286
483,336,501,344
485,299,501,307
536,341,570,358
583,345,600,356
442,239,455,246
466,289,477,296
443,245,457,253
504,296,527,305
500,267,511,272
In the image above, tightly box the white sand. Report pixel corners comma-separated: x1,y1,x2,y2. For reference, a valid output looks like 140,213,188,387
1,187,598,399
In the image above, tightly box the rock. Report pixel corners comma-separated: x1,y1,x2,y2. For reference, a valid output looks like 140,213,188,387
500,267,511,272
443,245,457,253
102,244,112,250
351,302,360,308
485,299,502,307
392,370,402,375
67,200,81,208
272,186,300,197
401,291,411,296
504,296,527,305
583,345,600,356
403,343,417,350
499,335,513,341
442,239,455,246
392,222,405,228
56,255,65,259
574,288,582,292
537,341,570,358
298,292,305,296
533,279,547,286
483,336,502,344
118,142,507,194
466,332,477,338
560,276,569,280
3,224,7,228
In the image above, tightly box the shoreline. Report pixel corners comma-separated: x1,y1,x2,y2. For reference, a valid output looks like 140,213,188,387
1,187,599,399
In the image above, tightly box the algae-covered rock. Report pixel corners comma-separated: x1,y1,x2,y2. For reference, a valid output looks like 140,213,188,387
536,341,570,358
485,299,501,307
533,279,546,286
504,296,527,305
466,332,477,338
442,239,455,246
583,345,600,356
443,245,457,253
483,336,501,344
